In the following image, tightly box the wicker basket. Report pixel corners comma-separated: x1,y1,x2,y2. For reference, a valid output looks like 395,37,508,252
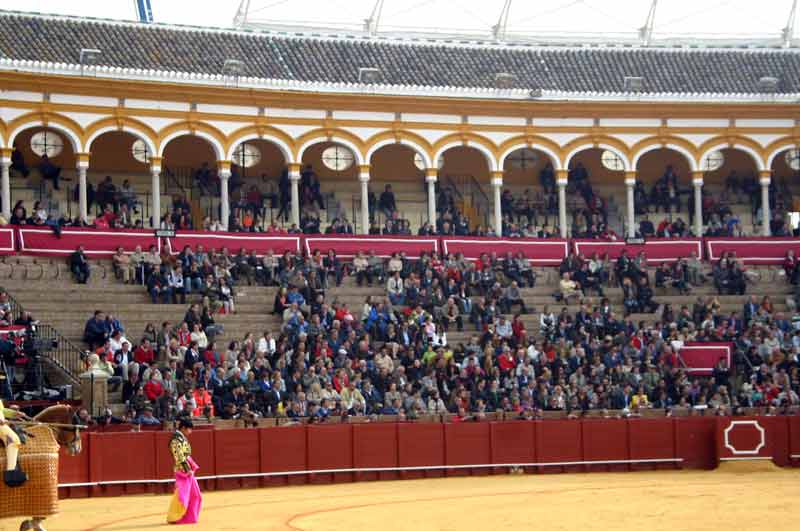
0,425,60,519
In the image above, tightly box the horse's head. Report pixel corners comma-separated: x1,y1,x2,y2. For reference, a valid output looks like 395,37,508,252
33,404,83,456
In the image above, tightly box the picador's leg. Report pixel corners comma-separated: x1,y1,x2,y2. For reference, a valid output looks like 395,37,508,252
2,425,27,487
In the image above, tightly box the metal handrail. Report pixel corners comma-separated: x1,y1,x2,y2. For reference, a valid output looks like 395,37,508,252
3,290,82,385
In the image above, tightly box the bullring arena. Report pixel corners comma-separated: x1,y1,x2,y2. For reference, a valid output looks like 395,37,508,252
8,466,799,531
2,1,800,530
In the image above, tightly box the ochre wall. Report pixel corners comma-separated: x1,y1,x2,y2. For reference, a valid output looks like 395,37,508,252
9,128,788,191
569,148,624,185
12,127,76,169
637,148,691,184
703,148,758,185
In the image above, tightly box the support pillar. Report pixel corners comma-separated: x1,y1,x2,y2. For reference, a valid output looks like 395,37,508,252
556,169,568,238
759,170,772,236
624,171,636,239
218,160,232,231
359,164,371,235
691,171,704,237
425,168,437,228
288,163,301,228
490,171,503,236
0,148,11,221
76,153,90,223
149,157,162,229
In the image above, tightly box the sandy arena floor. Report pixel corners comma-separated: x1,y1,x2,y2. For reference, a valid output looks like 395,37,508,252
1,463,797,531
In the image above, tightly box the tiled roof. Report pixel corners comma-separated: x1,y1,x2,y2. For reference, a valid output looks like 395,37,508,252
0,10,799,97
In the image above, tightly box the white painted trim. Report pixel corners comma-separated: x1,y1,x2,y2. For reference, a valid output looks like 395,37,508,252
225,133,292,163
17,228,159,255
366,138,432,168
790,454,800,459
705,239,800,262
564,143,631,171
169,234,301,255
698,143,766,171
57,457,684,487
7,119,82,153
303,237,439,258
158,129,224,159
85,124,157,156
766,144,799,168
719,457,773,461
433,141,498,172
631,143,698,172
441,239,569,263
723,420,766,456
0,228,15,253
679,344,731,374
297,136,364,166
499,143,562,171
572,239,702,264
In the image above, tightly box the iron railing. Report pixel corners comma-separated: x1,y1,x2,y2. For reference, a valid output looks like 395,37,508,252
442,173,491,227
3,289,82,385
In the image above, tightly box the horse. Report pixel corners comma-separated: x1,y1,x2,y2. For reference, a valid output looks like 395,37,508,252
0,404,83,531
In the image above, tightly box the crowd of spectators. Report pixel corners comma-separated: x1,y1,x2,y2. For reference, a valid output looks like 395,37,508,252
77,238,799,428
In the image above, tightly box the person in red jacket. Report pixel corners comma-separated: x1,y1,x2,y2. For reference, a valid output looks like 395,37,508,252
134,338,156,367
143,372,165,417
497,348,516,373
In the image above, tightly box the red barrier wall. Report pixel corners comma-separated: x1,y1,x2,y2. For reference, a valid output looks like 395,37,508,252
168,231,301,256
5,226,800,266
57,417,795,498
18,227,159,257
0,227,15,255
704,237,800,265
439,237,569,264
573,238,702,264
303,235,439,259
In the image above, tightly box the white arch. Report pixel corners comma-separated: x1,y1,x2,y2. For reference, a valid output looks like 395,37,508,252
8,121,82,153
499,144,563,171
766,144,798,168
564,143,631,171
699,143,766,172
366,138,432,168
297,136,364,166
85,125,157,158
631,143,699,172
158,130,224,160
226,134,292,164
433,141,498,172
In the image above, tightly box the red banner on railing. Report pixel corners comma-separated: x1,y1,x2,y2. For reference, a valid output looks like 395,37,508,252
704,237,800,265
168,231,301,256
0,227,15,255
573,238,702,264
678,342,732,375
303,235,439,259
17,227,159,257
440,237,569,264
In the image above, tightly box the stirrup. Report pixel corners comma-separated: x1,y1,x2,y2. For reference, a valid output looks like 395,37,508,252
4,466,28,487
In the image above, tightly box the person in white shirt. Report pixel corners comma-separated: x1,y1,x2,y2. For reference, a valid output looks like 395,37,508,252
257,332,276,355
190,323,208,350
168,266,186,304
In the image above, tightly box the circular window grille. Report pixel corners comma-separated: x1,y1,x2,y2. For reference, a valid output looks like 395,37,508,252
507,148,539,169
131,138,151,164
30,130,64,158
321,145,355,171
233,143,262,168
600,150,624,171
702,150,725,172
413,152,425,171
784,149,800,171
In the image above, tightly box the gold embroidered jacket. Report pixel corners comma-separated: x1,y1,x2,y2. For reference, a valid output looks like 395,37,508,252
169,430,192,473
